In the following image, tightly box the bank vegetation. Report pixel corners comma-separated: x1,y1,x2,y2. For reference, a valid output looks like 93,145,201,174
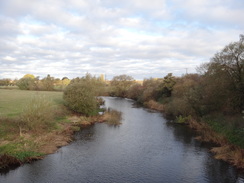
107,35,244,170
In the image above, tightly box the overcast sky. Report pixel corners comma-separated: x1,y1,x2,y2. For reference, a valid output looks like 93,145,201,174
0,0,243,80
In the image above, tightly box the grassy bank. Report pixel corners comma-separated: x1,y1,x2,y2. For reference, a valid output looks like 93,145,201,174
188,118,244,169
0,89,70,169
0,90,122,170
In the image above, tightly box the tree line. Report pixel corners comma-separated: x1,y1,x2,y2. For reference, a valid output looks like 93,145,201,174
0,74,71,91
109,35,244,118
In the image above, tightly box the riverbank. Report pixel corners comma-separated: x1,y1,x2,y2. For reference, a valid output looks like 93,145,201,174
144,100,244,171
0,90,123,171
0,114,108,170
188,118,244,170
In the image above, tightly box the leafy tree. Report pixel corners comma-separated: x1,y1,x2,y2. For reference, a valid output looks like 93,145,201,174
41,74,54,91
0,78,11,86
62,77,69,80
17,77,35,90
63,73,105,116
160,73,176,98
203,34,244,113
70,73,105,95
63,82,98,116
127,83,144,101
140,78,163,102
23,74,35,79
110,74,135,97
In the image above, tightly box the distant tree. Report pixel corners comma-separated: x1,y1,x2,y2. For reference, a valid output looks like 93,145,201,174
127,83,144,101
141,78,163,102
17,77,35,90
70,73,105,95
41,74,54,91
62,77,69,80
160,73,176,98
23,74,35,79
110,74,135,97
0,78,11,86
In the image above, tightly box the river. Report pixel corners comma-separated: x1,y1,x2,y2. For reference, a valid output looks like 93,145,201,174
0,97,244,183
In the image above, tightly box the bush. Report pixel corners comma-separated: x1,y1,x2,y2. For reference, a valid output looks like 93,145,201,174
175,115,191,124
63,82,98,116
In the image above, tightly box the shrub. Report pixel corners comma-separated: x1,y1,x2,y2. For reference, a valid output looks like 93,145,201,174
63,82,98,116
175,115,191,124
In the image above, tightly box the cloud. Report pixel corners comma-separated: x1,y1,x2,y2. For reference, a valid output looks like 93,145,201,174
0,0,243,80
170,0,244,28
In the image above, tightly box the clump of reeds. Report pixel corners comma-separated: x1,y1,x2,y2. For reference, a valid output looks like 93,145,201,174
211,145,244,169
144,100,164,112
103,109,122,126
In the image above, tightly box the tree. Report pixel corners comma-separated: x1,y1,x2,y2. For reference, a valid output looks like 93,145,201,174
23,74,35,79
63,82,98,116
160,73,176,98
141,78,163,102
63,73,106,116
110,74,135,97
205,34,244,113
17,77,35,90
70,73,105,96
41,74,54,91
0,78,11,86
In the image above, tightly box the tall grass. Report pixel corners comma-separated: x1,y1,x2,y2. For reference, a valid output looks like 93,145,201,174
19,95,57,132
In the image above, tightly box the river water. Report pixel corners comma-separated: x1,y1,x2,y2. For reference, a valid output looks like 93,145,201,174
0,97,244,183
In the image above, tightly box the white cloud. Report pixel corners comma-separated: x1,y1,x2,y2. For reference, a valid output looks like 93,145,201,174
2,56,16,61
0,0,243,80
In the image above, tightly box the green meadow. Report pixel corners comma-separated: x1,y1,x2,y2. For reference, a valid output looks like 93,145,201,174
0,89,69,167
0,89,63,117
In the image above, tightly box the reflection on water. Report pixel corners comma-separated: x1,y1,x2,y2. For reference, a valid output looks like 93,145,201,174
0,97,243,183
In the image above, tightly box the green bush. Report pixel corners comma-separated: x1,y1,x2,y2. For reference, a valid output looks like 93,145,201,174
63,82,98,116
175,115,191,124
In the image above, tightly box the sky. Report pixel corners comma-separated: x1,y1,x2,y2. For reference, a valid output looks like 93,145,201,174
0,0,244,80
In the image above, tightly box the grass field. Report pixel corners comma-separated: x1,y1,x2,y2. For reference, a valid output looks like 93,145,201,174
0,89,63,117
0,89,70,167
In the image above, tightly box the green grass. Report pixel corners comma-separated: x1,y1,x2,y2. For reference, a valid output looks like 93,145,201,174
0,89,68,164
0,89,63,117
204,116,244,148
0,86,18,90
0,143,44,161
